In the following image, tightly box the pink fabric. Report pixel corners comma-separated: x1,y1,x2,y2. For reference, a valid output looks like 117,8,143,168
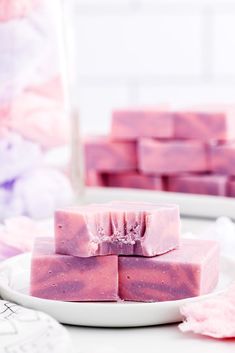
179,283,235,338
0,0,38,22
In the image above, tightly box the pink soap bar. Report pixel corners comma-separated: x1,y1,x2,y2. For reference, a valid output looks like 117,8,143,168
228,178,235,197
174,112,227,141
111,110,174,140
55,201,180,257
106,172,163,190
85,171,106,187
119,238,219,302
30,237,118,301
210,143,235,175
138,139,208,175
184,104,235,141
84,136,137,172
168,174,228,196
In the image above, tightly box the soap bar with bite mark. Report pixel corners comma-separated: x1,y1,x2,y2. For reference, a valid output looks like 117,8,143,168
55,201,180,257
119,238,219,302
30,237,118,301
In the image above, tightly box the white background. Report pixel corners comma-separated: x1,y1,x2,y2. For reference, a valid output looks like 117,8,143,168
67,0,235,135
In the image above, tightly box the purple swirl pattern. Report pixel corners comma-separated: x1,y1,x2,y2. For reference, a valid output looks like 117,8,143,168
174,112,227,140
111,110,174,140
119,239,219,302
84,136,137,172
31,237,118,301
138,139,209,175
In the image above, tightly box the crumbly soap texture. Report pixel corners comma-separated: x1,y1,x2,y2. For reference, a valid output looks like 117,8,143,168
55,201,180,257
31,201,220,303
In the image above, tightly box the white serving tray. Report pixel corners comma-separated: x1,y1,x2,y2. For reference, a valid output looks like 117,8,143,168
84,187,235,220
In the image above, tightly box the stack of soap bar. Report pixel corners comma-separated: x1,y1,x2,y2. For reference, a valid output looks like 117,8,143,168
138,139,208,175
111,110,174,140
119,238,219,302
174,112,227,140
85,109,235,198
30,235,219,302
168,174,228,196
31,237,118,301
105,172,163,190
55,201,180,257
84,136,137,172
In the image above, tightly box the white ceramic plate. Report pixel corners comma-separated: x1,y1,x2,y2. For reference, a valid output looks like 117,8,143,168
0,253,234,327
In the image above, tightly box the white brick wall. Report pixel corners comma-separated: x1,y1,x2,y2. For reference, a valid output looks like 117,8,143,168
66,0,235,134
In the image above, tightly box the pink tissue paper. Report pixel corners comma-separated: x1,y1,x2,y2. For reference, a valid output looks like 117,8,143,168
179,217,235,339
179,283,235,338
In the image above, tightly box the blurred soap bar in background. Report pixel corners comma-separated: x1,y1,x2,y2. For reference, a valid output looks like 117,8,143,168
111,110,174,140
84,136,137,172
85,170,106,187
168,174,228,196
31,237,119,301
119,238,220,302
210,143,235,175
84,108,235,199
138,139,209,175
105,172,163,190
173,112,228,141
228,178,235,197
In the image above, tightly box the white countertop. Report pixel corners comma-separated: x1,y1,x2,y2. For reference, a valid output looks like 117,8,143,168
64,216,233,353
